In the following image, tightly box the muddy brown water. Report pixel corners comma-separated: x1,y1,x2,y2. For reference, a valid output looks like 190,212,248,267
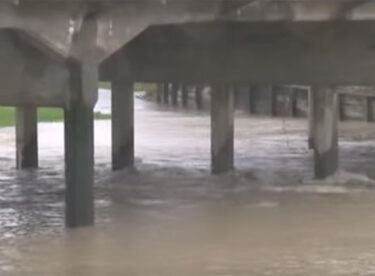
2,96,375,275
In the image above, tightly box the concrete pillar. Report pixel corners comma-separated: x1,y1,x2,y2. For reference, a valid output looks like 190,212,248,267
195,85,203,110
365,97,373,122
171,83,179,107
15,106,38,169
270,86,277,117
290,89,298,118
156,83,162,103
311,86,338,179
338,94,346,121
249,85,256,114
307,88,315,149
163,82,170,104
181,84,189,108
64,61,95,228
211,85,234,174
112,80,134,170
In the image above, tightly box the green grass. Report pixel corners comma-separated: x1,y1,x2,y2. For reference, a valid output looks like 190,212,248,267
100,81,157,93
0,81,156,127
0,107,111,128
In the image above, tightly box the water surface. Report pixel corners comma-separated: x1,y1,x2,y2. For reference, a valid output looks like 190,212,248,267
1,93,375,275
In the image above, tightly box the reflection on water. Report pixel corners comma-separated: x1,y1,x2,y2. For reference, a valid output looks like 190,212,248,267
2,95,375,275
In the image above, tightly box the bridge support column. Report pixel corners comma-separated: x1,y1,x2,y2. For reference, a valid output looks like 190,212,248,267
211,85,234,174
270,86,277,117
249,85,255,114
64,62,96,228
181,84,188,108
16,106,38,169
195,85,203,110
365,97,373,122
163,82,170,104
156,83,162,103
290,89,298,118
111,80,134,170
308,88,315,149
311,86,338,179
171,83,179,107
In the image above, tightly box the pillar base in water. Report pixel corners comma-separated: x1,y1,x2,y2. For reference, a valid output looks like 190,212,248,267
211,85,234,174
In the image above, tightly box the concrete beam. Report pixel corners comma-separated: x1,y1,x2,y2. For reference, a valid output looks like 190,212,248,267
64,61,96,228
211,84,234,174
15,106,38,169
311,86,338,179
126,21,375,85
111,80,134,170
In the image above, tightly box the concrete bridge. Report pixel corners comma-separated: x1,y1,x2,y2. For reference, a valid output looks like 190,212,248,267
2,0,375,227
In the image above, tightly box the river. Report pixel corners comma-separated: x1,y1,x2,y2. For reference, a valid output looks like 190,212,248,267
2,89,375,275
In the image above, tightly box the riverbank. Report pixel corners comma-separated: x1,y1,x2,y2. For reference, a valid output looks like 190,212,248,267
0,107,111,127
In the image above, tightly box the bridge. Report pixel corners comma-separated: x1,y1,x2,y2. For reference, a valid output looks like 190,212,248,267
1,0,375,227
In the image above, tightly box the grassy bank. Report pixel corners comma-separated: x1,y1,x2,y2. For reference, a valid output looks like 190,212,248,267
0,107,110,128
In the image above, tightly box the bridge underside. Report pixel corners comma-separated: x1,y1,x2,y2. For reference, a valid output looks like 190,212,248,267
0,0,375,228
103,20,375,86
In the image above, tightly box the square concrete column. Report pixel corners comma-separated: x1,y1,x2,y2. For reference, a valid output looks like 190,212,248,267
290,89,298,118
211,85,234,174
365,97,373,122
181,84,189,108
163,82,170,104
171,83,179,107
249,85,256,114
111,80,134,170
311,86,338,179
195,85,203,110
15,106,38,169
338,94,346,121
307,87,315,149
156,83,162,103
269,86,277,117
64,61,96,228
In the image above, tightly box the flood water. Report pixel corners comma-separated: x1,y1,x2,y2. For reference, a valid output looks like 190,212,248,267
2,90,375,275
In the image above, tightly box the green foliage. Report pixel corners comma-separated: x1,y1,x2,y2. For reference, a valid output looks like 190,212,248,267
0,107,16,127
0,107,111,128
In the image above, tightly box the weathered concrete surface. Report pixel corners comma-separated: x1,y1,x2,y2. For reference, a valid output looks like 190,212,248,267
112,80,134,170
171,83,179,107
64,61,95,228
118,21,375,85
163,83,170,104
0,30,68,106
307,88,315,149
311,86,338,179
15,106,38,169
156,83,162,103
181,84,189,108
211,85,234,174
195,85,204,110
2,1,375,106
